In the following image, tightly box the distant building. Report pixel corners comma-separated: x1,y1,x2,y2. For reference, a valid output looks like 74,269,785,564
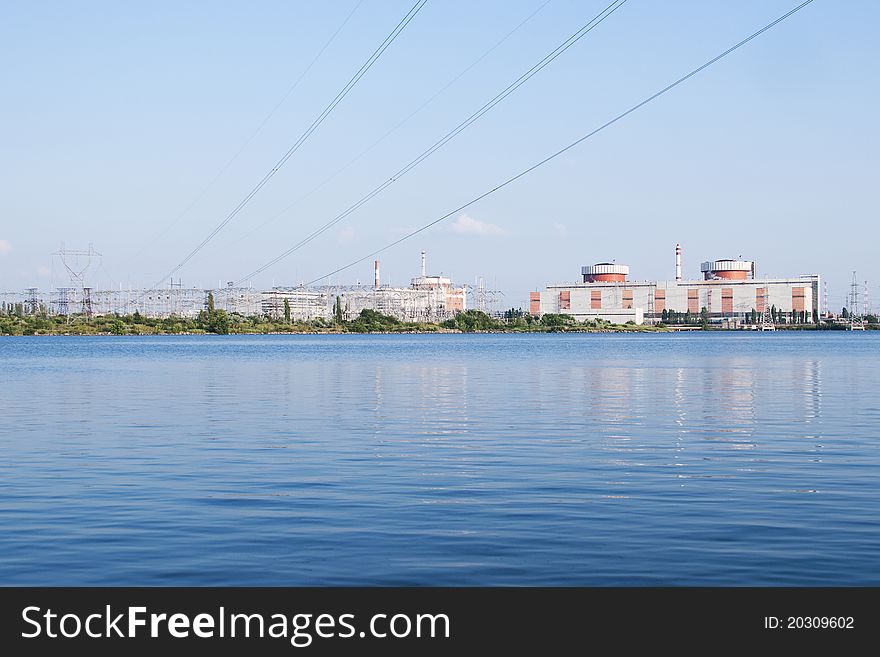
4,250,475,322
263,251,468,323
409,250,467,313
531,245,820,325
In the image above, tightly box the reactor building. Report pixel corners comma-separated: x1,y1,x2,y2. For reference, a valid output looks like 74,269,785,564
530,243,820,325
263,250,467,323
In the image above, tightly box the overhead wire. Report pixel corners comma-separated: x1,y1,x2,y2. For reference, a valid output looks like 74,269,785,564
235,0,628,284
145,0,429,292
222,0,554,248
132,0,366,260
303,0,817,286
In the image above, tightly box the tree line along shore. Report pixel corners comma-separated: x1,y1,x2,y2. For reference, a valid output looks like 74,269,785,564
2,294,874,336
1,305,666,336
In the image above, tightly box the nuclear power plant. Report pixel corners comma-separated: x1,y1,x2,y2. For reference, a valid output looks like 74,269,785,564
0,242,832,327
1,250,471,323
530,244,821,325
263,251,467,323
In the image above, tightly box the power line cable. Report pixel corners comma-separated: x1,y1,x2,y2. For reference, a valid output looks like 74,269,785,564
225,0,554,247
146,0,428,292
132,0,366,260
303,0,816,286
236,0,627,284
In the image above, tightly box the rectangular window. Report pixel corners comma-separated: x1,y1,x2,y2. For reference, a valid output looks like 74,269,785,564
591,290,601,309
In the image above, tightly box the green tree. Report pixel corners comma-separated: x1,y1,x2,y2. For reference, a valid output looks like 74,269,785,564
207,292,215,313
540,313,575,328
348,308,401,332
283,298,291,323
700,306,709,329
334,296,343,324
447,309,497,332
207,309,230,334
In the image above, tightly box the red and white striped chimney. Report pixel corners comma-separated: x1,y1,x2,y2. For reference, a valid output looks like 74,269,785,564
374,260,380,288
675,243,682,281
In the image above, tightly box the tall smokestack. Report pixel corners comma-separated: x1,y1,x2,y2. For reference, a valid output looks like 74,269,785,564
675,243,682,281
420,250,426,278
374,260,380,288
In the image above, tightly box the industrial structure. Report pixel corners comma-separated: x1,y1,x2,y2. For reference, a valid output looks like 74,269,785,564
531,243,821,326
52,244,102,318
2,251,472,323
848,271,866,330
263,252,468,322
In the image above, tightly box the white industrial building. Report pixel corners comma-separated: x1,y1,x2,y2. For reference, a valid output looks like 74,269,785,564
531,244,820,325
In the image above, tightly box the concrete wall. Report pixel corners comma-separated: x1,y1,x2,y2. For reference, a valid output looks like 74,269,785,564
538,289,645,324
538,275,820,322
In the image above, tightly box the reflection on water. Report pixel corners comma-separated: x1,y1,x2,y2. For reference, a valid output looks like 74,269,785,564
0,333,877,585
802,359,822,422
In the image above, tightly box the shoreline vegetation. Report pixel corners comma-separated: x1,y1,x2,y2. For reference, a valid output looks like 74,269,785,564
1,307,666,336
1,304,873,337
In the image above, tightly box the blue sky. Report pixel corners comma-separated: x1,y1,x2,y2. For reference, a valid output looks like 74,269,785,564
1,0,877,311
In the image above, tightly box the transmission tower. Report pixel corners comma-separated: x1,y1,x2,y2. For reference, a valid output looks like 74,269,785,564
25,288,40,316
470,276,503,315
82,287,93,318
55,288,72,317
52,244,101,318
849,271,865,330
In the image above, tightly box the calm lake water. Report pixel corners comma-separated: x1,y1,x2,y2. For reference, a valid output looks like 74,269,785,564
1,333,878,585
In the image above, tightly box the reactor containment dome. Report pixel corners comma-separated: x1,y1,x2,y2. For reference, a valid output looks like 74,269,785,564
700,259,754,281
581,263,629,283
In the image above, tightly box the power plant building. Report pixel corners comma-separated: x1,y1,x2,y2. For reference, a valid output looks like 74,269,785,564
532,244,820,325
3,251,469,322
262,251,467,323
408,250,467,313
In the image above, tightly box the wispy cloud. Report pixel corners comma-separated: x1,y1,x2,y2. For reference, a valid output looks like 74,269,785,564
552,222,567,237
450,214,506,237
0,239,11,255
